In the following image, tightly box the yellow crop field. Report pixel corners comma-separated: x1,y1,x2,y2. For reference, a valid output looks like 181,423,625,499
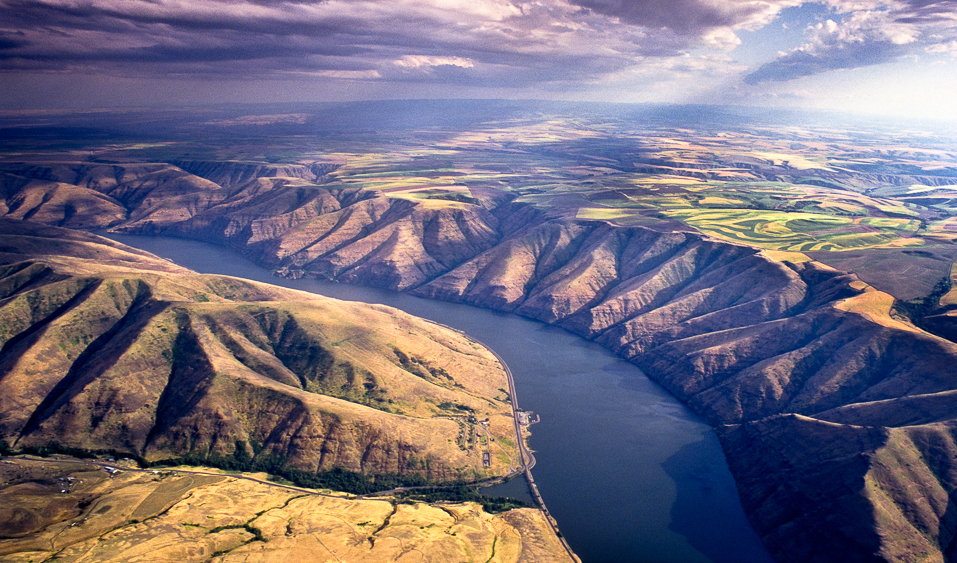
661,209,921,251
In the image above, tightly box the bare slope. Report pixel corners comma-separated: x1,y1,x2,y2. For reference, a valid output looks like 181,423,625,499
7,160,957,561
418,217,957,562
0,219,518,484
0,162,505,290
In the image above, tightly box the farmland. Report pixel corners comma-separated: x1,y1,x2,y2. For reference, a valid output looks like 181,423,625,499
6,104,956,256
3,102,956,298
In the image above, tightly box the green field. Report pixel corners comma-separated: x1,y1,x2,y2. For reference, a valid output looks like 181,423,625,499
661,209,920,251
3,106,955,254
296,118,952,252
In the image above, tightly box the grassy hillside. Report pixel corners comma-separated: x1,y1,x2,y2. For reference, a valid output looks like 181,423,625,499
0,219,519,486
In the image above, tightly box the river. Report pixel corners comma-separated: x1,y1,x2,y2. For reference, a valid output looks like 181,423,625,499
105,233,774,563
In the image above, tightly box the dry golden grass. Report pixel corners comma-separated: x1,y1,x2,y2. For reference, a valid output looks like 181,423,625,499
760,250,812,263
940,262,957,307
0,222,520,481
0,457,572,563
834,285,920,333
864,430,952,563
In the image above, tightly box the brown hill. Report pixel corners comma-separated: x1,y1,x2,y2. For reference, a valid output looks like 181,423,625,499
0,219,518,485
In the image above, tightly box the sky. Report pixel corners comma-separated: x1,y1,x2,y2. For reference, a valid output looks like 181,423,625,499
1,0,956,120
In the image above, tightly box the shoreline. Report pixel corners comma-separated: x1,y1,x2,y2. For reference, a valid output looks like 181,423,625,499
423,319,580,563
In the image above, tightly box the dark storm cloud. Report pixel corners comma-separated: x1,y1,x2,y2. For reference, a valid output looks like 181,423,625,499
0,29,368,65
0,0,720,84
0,32,26,51
0,0,351,36
569,0,759,33
0,0,395,78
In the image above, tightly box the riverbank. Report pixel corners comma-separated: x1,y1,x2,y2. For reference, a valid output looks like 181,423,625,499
466,331,579,562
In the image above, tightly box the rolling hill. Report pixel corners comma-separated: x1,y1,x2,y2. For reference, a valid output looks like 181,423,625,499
0,219,519,485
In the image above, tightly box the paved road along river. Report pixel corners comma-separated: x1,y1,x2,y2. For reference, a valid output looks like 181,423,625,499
105,233,774,563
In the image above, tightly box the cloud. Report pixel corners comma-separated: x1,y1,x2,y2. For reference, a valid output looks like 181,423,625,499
314,69,383,79
0,0,799,86
566,0,803,34
0,0,954,107
927,39,957,53
746,0,957,83
0,1,601,81
394,55,476,70
744,40,905,82
0,33,26,51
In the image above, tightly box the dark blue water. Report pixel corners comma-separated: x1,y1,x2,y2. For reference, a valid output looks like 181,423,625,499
105,233,773,563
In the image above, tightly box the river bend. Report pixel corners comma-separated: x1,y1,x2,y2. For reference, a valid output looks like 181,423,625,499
105,233,773,563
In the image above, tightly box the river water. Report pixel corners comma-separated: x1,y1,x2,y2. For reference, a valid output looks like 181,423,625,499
106,233,773,563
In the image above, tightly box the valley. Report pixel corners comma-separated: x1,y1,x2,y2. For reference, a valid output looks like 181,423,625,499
0,218,571,561
102,231,769,563
2,101,957,562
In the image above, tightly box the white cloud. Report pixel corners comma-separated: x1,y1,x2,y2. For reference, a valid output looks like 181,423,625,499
822,0,896,11
745,0,957,83
394,55,476,69
803,11,920,51
703,27,744,50
316,69,383,79
927,39,957,54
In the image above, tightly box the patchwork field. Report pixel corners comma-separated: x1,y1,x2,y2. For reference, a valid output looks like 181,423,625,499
5,106,955,257
3,105,955,300
341,115,955,294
